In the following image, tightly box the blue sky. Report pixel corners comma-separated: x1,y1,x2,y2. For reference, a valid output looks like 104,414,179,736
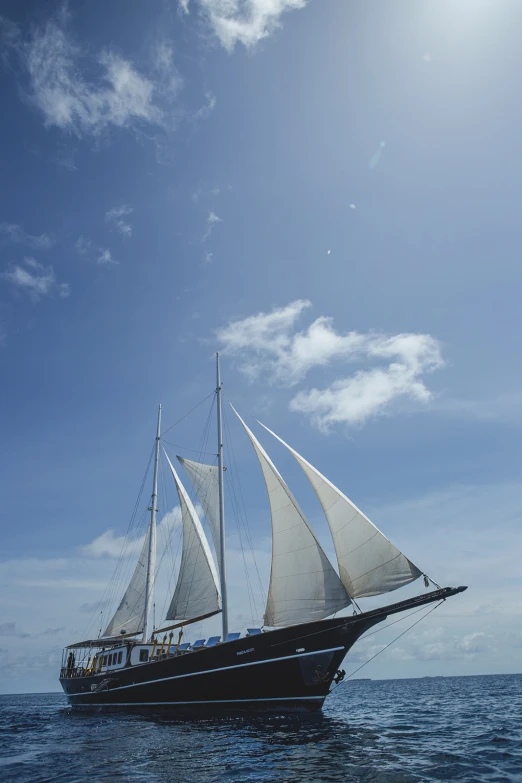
0,0,521,693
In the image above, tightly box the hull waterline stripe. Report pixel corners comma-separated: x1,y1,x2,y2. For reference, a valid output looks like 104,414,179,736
68,645,345,697
70,696,325,706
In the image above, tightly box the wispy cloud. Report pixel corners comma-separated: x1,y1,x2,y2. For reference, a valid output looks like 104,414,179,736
203,210,222,241
76,237,118,267
1,10,183,139
105,204,133,237
82,508,182,559
0,622,64,639
178,0,190,13
1,257,70,302
0,222,54,249
193,91,216,122
81,529,142,559
204,251,213,264
197,0,307,51
97,248,118,266
75,235,91,255
216,300,444,429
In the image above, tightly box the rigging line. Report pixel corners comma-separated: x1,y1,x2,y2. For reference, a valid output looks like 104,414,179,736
222,397,266,597
161,391,215,437
222,408,261,625
177,395,216,523
328,601,444,695
177,396,217,616
158,454,176,622
178,394,217,539
355,601,445,642
88,476,153,635
101,508,153,634
101,507,150,632
162,439,216,456
225,469,256,626
80,442,155,639
160,396,217,623
222,402,267,607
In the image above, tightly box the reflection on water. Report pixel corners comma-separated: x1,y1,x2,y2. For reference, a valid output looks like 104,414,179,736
0,675,521,783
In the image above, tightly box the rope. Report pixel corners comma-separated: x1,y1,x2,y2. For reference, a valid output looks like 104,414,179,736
328,600,444,696
223,399,267,607
161,391,215,437
80,442,155,640
161,439,216,456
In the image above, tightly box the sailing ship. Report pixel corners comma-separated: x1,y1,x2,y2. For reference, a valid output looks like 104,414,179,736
59,355,467,712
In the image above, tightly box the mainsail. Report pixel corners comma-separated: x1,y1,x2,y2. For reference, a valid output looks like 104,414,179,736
102,526,151,638
164,453,221,623
177,457,220,556
258,422,422,599
232,406,351,627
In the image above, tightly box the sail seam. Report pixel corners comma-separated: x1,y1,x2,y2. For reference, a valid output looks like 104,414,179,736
350,553,403,584
338,531,379,558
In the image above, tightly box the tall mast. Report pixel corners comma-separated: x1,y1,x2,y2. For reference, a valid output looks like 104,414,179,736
216,353,228,640
143,404,161,642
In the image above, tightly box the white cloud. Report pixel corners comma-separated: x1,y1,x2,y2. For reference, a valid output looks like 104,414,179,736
1,257,70,301
82,507,183,559
203,209,223,241
97,248,118,265
2,11,182,139
197,0,308,51
105,204,133,237
81,529,141,559
290,336,442,430
216,300,444,429
204,251,213,264
193,91,216,121
75,235,91,255
179,0,191,14
77,237,119,267
0,222,54,249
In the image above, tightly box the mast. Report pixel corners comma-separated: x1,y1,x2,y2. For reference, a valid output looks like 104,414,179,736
142,404,161,642
216,353,228,640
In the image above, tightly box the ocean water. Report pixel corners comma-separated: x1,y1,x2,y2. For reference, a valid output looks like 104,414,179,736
0,674,521,783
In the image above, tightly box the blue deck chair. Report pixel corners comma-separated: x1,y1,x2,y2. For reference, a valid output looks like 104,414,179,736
192,639,206,648
246,628,262,636
225,632,241,642
206,636,221,647
177,642,191,651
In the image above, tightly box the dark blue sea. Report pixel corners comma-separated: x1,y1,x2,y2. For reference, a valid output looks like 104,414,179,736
1,674,521,783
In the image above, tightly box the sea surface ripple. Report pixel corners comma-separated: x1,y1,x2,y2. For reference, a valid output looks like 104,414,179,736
0,674,521,783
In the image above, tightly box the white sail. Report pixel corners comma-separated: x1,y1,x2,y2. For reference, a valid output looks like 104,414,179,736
164,452,221,623
177,457,220,556
103,527,150,637
259,422,422,599
232,406,351,627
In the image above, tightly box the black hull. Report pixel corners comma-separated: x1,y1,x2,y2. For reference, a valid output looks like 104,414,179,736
60,587,466,713
60,616,378,713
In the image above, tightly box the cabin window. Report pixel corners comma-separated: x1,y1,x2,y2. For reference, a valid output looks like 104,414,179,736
139,649,149,662
103,656,107,665
118,651,123,664
109,654,113,666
